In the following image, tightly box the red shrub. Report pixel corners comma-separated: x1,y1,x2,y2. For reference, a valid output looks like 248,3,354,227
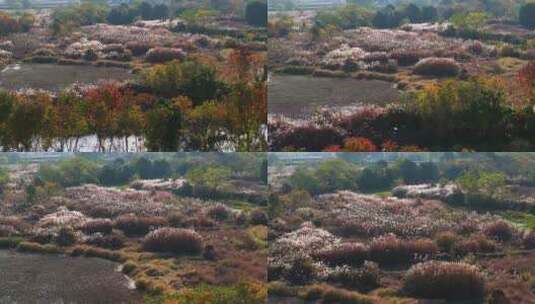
413,57,460,77
403,261,485,300
390,50,423,66
249,209,268,226
206,204,230,221
453,235,497,256
143,228,203,255
369,235,437,265
343,137,378,152
145,47,186,63
313,242,369,266
126,41,153,56
483,221,514,242
114,215,167,236
82,219,113,234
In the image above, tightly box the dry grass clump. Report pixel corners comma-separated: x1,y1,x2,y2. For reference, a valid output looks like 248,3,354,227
145,47,186,63
403,261,485,300
483,220,514,242
413,57,460,77
114,215,167,236
82,219,113,234
313,242,369,267
142,228,203,255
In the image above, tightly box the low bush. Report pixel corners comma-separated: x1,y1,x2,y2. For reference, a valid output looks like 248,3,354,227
142,228,203,255
403,261,485,300
56,227,77,246
206,204,231,221
269,124,342,152
71,245,124,262
453,235,497,256
313,242,369,266
249,209,268,226
413,57,460,77
17,241,61,254
25,55,58,63
322,287,375,304
167,212,185,227
369,236,437,265
82,219,113,234
312,69,348,78
284,256,317,285
370,60,398,73
483,221,514,242
126,41,153,56
102,44,125,54
390,50,422,66
523,231,535,249
434,231,459,253
114,215,167,236
93,60,131,68
145,47,186,63
85,233,124,250
277,66,314,75
327,261,380,292
0,237,23,249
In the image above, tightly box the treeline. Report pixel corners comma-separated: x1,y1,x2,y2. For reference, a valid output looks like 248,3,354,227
0,53,266,152
0,11,34,36
271,1,535,39
50,0,266,35
285,158,441,195
35,153,267,188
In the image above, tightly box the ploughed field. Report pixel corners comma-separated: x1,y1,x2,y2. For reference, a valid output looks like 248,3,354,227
268,74,400,118
0,250,141,304
0,63,132,91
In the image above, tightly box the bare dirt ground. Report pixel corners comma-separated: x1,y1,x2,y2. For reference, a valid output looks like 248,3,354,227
0,250,142,304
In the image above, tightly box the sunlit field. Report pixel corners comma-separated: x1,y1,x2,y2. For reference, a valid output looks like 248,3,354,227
268,152,535,303
0,153,268,304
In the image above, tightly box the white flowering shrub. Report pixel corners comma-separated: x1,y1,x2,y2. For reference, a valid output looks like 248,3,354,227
39,207,88,228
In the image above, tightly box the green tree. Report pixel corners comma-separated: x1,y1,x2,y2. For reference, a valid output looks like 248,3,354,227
245,1,267,27
519,3,535,30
